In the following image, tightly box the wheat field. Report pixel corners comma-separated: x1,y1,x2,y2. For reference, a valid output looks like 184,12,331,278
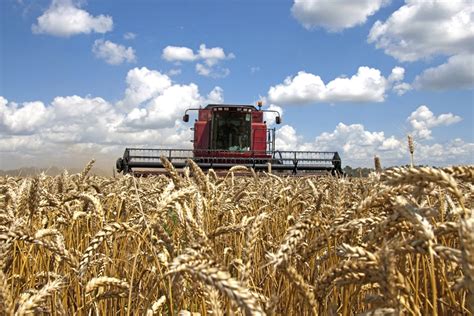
0,159,472,315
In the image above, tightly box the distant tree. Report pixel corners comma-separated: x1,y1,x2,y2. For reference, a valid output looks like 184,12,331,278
343,166,374,177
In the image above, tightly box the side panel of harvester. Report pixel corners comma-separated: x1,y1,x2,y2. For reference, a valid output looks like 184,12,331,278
251,110,266,153
194,109,211,150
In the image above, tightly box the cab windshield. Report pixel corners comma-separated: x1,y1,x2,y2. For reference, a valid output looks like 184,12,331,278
211,111,251,151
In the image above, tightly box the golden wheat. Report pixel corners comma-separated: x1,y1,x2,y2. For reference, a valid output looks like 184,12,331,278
0,163,472,315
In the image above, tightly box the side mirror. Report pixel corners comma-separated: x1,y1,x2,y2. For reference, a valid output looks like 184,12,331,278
275,116,281,124
183,114,189,122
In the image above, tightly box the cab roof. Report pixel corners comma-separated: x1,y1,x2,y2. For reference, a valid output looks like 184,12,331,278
205,104,257,111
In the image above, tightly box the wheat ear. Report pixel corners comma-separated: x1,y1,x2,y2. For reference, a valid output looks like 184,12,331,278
78,222,131,275
15,279,63,316
168,250,265,315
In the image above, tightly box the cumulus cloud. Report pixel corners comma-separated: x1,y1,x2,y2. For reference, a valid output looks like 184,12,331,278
0,134,44,154
0,68,224,170
274,122,405,166
107,68,224,129
0,97,52,134
206,87,224,104
32,0,113,37
1,90,472,169
268,66,407,105
274,125,299,150
368,0,474,62
269,104,470,167
416,139,474,165
198,44,235,66
292,0,389,31
414,54,474,90
44,95,121,144
274,119,471,167
388,66,405,83
117,67,172,111
92,39,136,65
315,123,387,156
162,46,197,62
195,63,230,78
162,44,234,77
392,83,412,96
388,67,412,95
407,105,462,139
124,83,202,129
167,69,182,76
123,32,136,40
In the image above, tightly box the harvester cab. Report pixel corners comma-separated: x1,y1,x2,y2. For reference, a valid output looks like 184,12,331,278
184,103,280,153
116,102,343,175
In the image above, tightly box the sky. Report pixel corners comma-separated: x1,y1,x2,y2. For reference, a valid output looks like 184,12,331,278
0,0,473,171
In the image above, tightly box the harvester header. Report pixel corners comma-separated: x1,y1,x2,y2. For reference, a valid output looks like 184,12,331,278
116,103,342,174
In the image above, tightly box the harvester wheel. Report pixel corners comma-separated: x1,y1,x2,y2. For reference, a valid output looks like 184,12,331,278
116,158,124,173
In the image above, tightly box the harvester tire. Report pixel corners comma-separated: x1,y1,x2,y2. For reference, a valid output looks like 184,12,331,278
116,158,124,173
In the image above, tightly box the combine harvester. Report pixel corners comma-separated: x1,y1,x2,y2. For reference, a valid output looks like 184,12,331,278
116,102,343,175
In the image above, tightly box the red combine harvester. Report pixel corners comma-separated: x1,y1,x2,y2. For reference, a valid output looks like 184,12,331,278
116,103,343,175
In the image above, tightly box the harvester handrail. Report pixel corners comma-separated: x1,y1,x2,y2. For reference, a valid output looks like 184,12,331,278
125,147,339,155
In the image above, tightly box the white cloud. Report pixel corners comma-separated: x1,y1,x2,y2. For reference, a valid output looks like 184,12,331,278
162,44,234,77
92,39,136,65
274,122,406,166
195,63,230,78
50,95,112,119
292,0,389,31
251,66,260,74
167,69,182,76
407,105,462,139
0,68,224,170
268,104,471,167
0,134,44,153
368,0,474,62
268,66,406,105
117,67,172,111
123,32,136,40
44,95,121,144
275,125,303,151
388,66,405,83
1,91,471,170
124,83,202,129
162,46,197,62
274,119,472,167
32,0,113,37
0,98,52,134
392,83,412,96
324,67,387,102
206,87,224,104
412,139,473,166
111,67,223,129
197,44,235,66
195,63,211,76
388,67,411,95
269,72,325,105
414,53,474,90
315,123,385,153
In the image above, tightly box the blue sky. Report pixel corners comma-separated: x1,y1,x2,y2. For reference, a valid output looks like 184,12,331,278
0,0,473,170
